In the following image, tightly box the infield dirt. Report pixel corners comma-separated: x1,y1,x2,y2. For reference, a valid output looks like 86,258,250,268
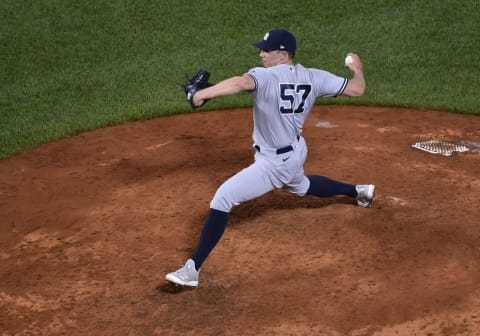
1,106,479,335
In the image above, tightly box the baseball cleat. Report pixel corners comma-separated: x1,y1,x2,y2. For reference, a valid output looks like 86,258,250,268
355,184,375,208
165,259,200,287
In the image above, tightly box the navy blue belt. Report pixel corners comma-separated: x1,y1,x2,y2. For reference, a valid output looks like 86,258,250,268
254,136,300,155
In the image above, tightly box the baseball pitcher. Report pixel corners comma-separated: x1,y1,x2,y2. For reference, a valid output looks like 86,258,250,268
166,29,375,287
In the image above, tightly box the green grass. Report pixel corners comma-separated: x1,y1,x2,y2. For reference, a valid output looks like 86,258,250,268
1,0,479,160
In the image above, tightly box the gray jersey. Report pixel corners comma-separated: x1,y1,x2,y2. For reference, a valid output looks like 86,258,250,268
247,64,347,149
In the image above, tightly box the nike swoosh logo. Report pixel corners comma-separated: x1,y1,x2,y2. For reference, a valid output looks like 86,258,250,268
282,157,290,162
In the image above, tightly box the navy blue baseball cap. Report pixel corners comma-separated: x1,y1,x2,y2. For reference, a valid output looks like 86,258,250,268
252,29,296,55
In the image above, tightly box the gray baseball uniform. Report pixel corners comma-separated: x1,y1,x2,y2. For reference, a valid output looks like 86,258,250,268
210,64,347,212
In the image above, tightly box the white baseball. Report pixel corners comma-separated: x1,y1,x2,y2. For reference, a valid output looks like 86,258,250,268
345,55,353,65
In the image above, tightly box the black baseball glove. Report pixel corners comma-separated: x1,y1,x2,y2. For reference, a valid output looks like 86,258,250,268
182,69,214,110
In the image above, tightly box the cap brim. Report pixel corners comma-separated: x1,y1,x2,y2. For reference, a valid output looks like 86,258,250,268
252,41,270,50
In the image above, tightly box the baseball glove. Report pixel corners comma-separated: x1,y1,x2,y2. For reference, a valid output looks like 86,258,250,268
182,69,214,110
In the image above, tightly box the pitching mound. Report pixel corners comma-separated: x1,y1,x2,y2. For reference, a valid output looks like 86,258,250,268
1,105,479,335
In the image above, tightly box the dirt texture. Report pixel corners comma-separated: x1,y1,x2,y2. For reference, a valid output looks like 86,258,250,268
1,105,480,336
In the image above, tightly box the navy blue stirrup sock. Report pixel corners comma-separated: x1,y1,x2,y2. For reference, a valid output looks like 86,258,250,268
191,209,229,271
306,175,356,197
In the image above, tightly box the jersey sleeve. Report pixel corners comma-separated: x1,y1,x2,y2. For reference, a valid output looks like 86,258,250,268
310,68,348,98
246,67,268,94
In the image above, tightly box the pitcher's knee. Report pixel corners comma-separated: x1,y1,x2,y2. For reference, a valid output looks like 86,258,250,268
284,176,310,196
210,191,238,213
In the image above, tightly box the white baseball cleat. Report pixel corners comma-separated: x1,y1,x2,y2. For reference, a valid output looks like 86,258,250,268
355,184,375,208
165,259,200,287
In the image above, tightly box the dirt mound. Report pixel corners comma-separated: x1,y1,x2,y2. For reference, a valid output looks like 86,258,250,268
1,106,479,335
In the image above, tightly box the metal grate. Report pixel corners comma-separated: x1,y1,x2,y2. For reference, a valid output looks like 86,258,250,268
412,140,470,156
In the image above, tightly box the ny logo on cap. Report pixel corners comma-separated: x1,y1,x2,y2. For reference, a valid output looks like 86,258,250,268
263,32,269,40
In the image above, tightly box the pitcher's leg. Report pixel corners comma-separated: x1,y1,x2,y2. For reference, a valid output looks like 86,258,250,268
191,209,229,270
305,175,375,207
306,175,356,197
193,159,275,269
165,209,229,287
210,158,275,212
